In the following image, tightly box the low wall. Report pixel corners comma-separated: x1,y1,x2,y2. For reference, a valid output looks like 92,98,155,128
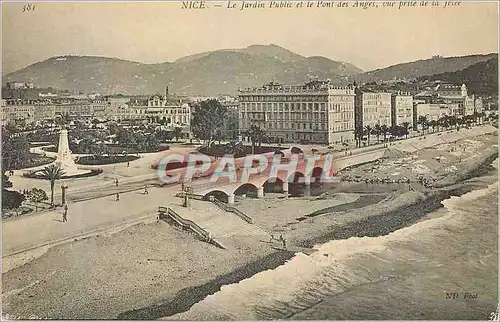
394,125,497,153
334,149,387,172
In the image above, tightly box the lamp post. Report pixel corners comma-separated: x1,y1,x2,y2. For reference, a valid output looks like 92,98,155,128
61,182,68,205
182,183,193,208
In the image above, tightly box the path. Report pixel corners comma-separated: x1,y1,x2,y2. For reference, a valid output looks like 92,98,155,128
2,186,177,257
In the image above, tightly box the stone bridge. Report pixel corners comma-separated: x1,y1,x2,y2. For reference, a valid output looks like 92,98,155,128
183,148,387,204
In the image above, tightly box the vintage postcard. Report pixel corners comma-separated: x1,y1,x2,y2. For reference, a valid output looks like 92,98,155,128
1,0,498,320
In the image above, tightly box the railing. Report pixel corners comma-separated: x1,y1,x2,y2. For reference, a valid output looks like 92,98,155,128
174,192,204,200
157,206,225,249
210,197,254,224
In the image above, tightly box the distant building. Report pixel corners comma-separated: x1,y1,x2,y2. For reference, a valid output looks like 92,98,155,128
7,81,35,90
391,92,413,127
355,88,392,130
238,80,356,145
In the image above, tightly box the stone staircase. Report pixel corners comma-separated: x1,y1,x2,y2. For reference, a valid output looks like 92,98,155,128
169,200,268,242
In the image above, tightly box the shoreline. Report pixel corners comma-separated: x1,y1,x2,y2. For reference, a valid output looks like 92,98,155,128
118,150,498,320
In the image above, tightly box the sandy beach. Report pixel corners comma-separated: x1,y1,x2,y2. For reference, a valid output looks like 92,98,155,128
2,131,498,320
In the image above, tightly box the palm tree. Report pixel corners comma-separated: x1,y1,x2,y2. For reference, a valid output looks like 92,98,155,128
352,125,364,148
429,120,438,133
449,115,457,130
438,116,448,130
417,115,428,134
364,125,373,146
380,124,389,142
373,124,382,143
246,124,265,154
401,122,411,139
224,141,244,156
479,111,486,125
39,164,65,207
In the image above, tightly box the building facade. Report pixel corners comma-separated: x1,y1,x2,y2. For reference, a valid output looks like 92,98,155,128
355,89,392,130
391,92,413,127
238,80,355,145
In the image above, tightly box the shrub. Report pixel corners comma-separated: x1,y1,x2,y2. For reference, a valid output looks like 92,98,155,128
2,190,25,210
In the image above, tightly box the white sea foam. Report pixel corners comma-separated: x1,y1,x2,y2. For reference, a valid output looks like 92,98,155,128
165,176,498,321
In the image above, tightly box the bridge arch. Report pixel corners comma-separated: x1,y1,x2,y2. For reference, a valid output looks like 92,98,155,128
203,190,229,203
287,171,306,196
291,146,304,155
263,177,284,193
274,150,285,158
309,166,324,185
233,183,259,198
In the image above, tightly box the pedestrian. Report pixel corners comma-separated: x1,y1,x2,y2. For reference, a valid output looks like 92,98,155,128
116,193,120,201
144,185,149,195
127,161,130,167
62,204,68,222
115,178,119,187
282,238,287,249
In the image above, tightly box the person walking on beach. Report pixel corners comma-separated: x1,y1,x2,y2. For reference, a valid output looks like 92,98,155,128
116,193,120,202
144,185,149,195
115,178,119,187
282,237,287,249
127,161,130,167
62,204,68,222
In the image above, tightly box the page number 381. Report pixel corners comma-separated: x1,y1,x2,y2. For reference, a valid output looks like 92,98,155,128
22,3,36,12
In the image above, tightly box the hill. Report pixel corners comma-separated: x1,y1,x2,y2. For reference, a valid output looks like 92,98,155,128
354,53,498,83
2,44,362,96
419,57,498,96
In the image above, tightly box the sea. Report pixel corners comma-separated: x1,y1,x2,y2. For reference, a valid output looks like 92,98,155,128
166,160,499,320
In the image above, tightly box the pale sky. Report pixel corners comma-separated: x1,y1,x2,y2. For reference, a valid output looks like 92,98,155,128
2,1,498,74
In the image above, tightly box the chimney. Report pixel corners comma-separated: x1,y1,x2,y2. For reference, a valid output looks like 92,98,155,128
165,86,169,100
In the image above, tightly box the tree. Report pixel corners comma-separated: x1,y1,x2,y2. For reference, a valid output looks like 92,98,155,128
417,115,429,134
27,188,48,211
55,112,71,126
353,124,364,148
116,129,137,148
2,172,13,190
224,141,244,156
39,164,65,207
429,120,438,133
380,124,389,142
401,122,411,139
373,124,382,143
191,99,227,150
173,127,183,141
246,124,265,154
364,125,373,145
1,127,30,170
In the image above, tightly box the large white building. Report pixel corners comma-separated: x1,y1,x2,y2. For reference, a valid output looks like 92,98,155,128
355,89,392,129
391,92,413,127
238,80,356,145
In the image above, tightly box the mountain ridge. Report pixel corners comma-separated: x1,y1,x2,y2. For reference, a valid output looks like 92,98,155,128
3,45,497,96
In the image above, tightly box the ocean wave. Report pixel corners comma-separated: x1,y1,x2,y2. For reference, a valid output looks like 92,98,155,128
165,179,498,320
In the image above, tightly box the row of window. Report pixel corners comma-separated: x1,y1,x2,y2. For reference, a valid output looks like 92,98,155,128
241,121,327,131
239,95,330,102
240,102,356,113
242,112,327,121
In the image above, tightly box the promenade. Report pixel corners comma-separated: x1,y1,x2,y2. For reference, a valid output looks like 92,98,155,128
3,125,496,260
2,185,178,257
